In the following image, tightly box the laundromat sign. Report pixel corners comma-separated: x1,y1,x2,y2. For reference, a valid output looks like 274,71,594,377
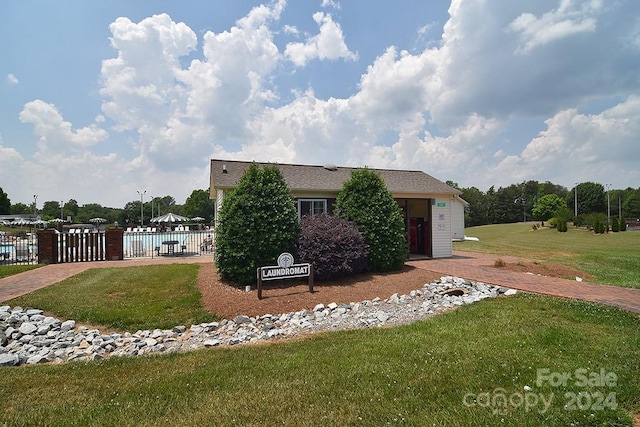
256,253,314,299
259,253,310,281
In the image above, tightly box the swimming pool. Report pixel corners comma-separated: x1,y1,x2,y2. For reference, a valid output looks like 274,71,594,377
122,230,213,258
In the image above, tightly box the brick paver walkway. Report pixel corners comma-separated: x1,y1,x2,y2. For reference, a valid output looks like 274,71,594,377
1,252,639,314
408,251,640,314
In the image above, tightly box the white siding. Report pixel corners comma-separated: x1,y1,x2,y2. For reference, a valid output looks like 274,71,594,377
451,197,466,241
431,198,453,258
214,189,225,226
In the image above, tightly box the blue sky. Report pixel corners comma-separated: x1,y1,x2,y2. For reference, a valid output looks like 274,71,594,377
1,0,639,208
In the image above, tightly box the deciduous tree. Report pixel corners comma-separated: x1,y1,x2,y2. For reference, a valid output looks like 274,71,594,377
532,194,567,221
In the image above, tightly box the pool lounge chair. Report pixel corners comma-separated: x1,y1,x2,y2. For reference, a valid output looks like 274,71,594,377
131,240,145,257
15,244,32,262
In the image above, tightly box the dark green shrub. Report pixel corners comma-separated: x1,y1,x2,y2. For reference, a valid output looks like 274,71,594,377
215,163,298,285
620,215,627,231
556,218,568,232
611,216,619,232
295,214,368,281
335,169,406,272
553,207,572,232
593,216,606,234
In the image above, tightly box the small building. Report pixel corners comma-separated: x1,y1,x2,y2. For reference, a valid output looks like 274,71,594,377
451,196,469,241
210,159,462,258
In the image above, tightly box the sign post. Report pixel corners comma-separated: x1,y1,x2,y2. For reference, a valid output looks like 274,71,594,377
257,252,313,299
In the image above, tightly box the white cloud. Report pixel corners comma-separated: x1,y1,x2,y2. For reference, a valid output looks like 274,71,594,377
6,74,19,85
282,24,299,35
350,46,440,128
488,96,640,187
353,113,501,179
7,0,639,206
98,5,284,174
19,100,108,155
508,0,601,54
321,0,341,9
285,12,357,66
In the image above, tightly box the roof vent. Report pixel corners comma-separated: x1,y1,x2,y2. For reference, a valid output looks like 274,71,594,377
323,163,337,171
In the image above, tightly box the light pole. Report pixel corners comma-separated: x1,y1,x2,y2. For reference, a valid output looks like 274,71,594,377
574,183,579,217
33,194,38,218
605,184,611,225
618,194,622,219
150,196,154,221
137,190,146,226
60,201,64,220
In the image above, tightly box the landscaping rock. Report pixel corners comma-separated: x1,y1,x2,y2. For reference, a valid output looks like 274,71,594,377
0,276,514,367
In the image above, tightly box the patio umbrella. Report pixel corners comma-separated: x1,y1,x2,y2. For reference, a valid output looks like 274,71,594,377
89,217,107,224
150,212,189,223
12,218,33,226
48,218,65,223
190,216,205,222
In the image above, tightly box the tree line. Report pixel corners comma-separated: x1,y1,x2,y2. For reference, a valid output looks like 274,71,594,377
0,188,214,226
446,180,640,226
1,180,639,228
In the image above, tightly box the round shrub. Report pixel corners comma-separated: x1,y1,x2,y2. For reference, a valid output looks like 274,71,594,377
335,169,407,272
296,214,368,281
215,163,298,285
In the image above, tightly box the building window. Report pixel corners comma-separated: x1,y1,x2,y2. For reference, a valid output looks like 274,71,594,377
298,199,327,220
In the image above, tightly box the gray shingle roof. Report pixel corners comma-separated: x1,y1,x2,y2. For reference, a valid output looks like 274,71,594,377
210,159,461,195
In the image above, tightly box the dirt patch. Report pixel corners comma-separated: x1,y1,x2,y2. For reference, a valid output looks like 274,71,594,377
490,259,594,281
197,263,441,318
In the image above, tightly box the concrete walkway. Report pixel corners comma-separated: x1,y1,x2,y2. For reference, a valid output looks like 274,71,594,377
1,252,639,315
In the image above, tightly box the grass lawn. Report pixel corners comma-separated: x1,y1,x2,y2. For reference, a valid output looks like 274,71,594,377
1,294,638,426
0,264,42,279
1,223,639,425
6,264,218,331
455,223,640,288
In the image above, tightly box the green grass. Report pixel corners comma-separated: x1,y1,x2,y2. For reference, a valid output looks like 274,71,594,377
7,264,219,331
2,224,639,425
0,264,42,279
1,294,638,426
455,223,640,288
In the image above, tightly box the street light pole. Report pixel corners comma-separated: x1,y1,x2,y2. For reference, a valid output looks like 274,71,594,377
618,194,621,218
606,184,611,225
60,201,64,220
33,194,38,218
574,183,578,217
151,196,154,221
137,190,146,226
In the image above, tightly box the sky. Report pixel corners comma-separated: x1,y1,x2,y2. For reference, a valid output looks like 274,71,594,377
1,0,639,208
